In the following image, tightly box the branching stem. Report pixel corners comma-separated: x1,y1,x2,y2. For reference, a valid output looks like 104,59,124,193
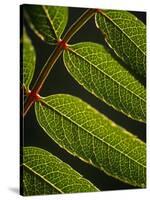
23,8,97,117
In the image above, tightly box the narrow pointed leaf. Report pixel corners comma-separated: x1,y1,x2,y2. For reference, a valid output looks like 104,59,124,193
95,10,146,77
63,42,146,122
35,94,146,188
22,29,36,90
22,147,99,196
24,5,68,44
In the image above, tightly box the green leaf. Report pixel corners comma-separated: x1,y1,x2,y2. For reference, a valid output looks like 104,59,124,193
22,28,36,90
35,94,146,188
22,146,99,196
63,42,146,122
24,5,68,44
95,10,146,77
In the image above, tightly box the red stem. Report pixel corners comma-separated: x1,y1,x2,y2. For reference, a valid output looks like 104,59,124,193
23,8,97,117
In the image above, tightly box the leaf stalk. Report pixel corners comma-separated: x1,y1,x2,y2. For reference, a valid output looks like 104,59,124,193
23,8,97,117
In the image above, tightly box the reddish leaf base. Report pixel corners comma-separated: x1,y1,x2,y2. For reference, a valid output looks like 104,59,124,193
95,9,102,13
28,90,41,102
57,39,68,50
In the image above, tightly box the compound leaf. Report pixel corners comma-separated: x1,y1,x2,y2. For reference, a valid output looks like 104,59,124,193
22,28,36,90
63,42,146,122
22,146,99,196
35,94,146,188
24,5,68,44
95,10,146,77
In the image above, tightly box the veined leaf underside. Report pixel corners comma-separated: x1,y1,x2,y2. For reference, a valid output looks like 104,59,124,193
35,94,146,188
63,42,146,122
95,10,146,77
22,147,99,195
24,5,68,44
22,28,36,90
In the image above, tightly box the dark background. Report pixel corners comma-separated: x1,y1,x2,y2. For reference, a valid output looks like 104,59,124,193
22,6,146,191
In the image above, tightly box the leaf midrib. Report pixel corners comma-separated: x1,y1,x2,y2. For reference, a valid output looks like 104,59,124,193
67,46,145,104
39,99,146,170
23,163,63,194
98,10,146,56
42,6,58,40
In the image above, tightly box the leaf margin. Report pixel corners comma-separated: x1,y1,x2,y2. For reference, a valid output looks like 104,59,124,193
35,94,146,188
22,146,100,195
63,42,146,122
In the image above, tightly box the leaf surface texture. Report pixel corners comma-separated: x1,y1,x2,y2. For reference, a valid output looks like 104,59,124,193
95,10,146,77
63,42,146,122
25,5,68,44
35,94,146,188
22,147,99,195
22,29,36,90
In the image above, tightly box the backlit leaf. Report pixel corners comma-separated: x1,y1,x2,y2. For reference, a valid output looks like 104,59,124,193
63,42,146,122
24,5,68,44
95,10,146,77
22,29,36,90
22,146,99,196
35,94,146,188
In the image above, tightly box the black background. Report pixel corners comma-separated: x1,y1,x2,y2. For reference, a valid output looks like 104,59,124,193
21,5,146,191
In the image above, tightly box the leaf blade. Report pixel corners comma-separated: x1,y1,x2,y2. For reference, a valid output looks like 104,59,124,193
35,94,146,188
63,42,146,122
24,5,68,44
95,10,146,77
22,146,99,196
22,29,36,90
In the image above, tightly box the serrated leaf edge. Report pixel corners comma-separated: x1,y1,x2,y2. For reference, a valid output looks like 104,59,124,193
23,163,63,193
63,43,146,122
95,11,146,57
